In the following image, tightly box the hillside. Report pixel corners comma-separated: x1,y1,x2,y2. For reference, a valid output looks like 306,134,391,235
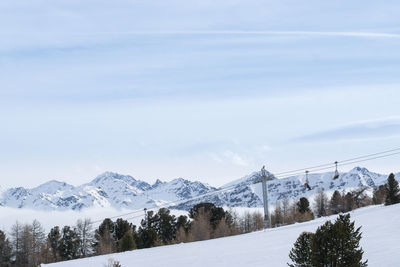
42,203,400,267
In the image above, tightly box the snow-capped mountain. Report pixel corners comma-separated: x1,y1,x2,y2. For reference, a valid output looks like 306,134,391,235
0,168,398,211
0,172,217,211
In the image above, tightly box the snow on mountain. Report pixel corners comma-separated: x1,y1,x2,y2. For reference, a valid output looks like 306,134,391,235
0,172,217,211
173,167,397,210
0,168,398,211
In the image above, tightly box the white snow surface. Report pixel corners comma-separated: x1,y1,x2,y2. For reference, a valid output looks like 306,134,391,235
43,203,400,267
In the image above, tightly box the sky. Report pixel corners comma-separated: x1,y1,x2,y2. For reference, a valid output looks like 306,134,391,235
1,0,400,188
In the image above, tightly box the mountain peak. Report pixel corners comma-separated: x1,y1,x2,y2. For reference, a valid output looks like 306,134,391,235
152,179,165,188
91,172,136,184
349,166,370,174
31,179,74,194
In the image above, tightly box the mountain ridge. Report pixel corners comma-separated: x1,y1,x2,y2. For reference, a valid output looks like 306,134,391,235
0,168,399,211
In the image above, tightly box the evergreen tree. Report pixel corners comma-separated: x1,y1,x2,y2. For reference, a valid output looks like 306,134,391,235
288,232,313,267
288,214,367,267
96,218,115,241
0,230,12,267
176,215,190,233
58,226,80,260
297,197,311,214
154,208,177,244
137,227,158,248
385,173,400,205
48,226,61,262
343,192,355,212
329,214,367,266
330,190,343,214
189,203,226,230
120,231,136,252
114,218,133,242
372,185,386,204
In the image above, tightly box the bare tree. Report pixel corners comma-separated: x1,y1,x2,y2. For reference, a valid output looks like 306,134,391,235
21,224,33,267
314,189,328,218
97,224,115,255
190,208,211,241
282,197,291,225
272,202,284,227
10,221,23,266
213,219,231,238
31,219,46,266
76,219,94,258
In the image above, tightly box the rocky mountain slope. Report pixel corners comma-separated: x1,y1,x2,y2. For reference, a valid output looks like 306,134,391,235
0,168,398,211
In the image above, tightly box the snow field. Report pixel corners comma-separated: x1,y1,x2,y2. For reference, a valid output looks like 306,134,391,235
43,203,400,267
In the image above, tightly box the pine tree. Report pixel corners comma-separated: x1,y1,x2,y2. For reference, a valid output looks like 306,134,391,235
176,215,190,233
372,185,386,204
343,192,355,212
288,214,367,267
114,218,133,242
288,232,313,267
310,220,335,266
297,197,311,214
58,226,80,260
0,230,12,267
154,208,177,244
329,214,367,266
137,227,158,248
48,226,61,262
189,203,226,230
385,173,400,205
329,190,343,214
120,231,136,252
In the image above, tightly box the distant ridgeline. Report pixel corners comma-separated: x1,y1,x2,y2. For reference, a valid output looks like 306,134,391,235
0,168,399,211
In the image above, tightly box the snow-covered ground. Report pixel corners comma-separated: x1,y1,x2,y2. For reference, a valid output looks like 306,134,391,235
43,203,400,267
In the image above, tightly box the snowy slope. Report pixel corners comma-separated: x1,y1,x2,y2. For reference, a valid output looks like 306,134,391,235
42,203,400,267
0,168,398,211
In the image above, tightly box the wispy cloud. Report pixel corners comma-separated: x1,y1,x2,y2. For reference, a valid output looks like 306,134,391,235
61,31,400,39
294,117,400,143
210,150,251,167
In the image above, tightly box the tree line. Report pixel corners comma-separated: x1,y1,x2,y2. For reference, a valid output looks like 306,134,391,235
270,172,400,227
0,202,265,266
0,173,398,266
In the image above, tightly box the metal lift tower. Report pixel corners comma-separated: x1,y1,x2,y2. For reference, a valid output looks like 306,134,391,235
254,166,274,228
